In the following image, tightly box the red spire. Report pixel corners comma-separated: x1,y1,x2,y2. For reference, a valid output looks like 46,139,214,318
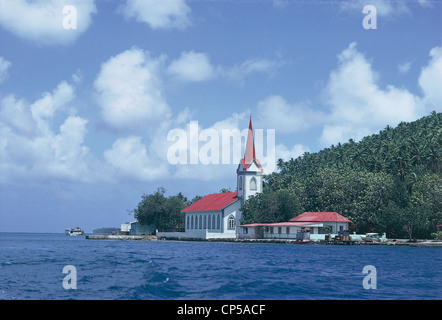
244,117,255,165
242,117,262,171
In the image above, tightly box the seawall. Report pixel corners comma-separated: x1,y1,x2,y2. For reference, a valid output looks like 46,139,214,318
86,234,158,241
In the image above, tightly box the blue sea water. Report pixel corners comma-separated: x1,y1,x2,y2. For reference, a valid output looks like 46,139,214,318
0,233,441,300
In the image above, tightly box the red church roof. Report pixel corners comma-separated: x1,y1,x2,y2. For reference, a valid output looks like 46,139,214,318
241,117,263,171
181,192,239,212
290,212,351,223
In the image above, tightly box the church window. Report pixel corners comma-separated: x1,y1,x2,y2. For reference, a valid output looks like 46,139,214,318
187,216,190,230
228,215,235,230
217,215,220,229
250,177,257,190
203,215,207,229
239,176,242,190
199,215,202,229
208,215,211,229
213,215,216,229
191,216,194,229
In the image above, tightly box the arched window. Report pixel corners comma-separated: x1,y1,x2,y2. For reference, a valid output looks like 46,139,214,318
217,215,220,229
199,215,202,229
212,215,215,229
191,215,194,229
239,176,242,190
203,215,207,229
228,215,235,230
250,177,257,190
187,215,190,230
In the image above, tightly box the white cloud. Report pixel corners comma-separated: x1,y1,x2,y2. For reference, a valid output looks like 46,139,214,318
319,42,428,147
340,0,411,17
104,136,168,181
0,80,93,182
169,113,245,180
256,95,322,134
0,0,96,45
167,51,215,82
418,46,442,108
167,111,283,179
119,0,191,30
219,58,285,85
94,47,171,129
0,56,11,84
276,143,310,161
165,51,284,85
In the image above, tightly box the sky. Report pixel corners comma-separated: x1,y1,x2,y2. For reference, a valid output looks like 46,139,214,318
0,0,441,233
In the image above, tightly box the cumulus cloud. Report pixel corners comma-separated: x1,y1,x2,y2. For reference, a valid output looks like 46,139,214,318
0,0,96,45
256,95,322,134
104,136,168,181
119,0,191,30
94,47,171,129
418,46,442,108
165,51,284,85
165,111,284,179
167,51,215,82
0,80,92,182
319,42,434,147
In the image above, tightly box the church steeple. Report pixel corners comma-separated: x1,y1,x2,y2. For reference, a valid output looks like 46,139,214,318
241,117,263,172
237,117,263,204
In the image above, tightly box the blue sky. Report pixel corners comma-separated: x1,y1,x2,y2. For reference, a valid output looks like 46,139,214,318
0,0,441,233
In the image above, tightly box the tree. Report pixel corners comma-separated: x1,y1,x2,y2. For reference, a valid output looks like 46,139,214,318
263,112,441,238
132,188,187,232
240,189,303,224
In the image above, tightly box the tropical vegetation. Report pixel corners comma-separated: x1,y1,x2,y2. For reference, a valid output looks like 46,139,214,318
243,111,442,239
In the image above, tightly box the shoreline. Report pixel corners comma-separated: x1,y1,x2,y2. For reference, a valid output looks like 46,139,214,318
86,234,442,247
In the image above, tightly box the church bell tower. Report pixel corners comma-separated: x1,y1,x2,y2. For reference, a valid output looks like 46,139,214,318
237,117,263,205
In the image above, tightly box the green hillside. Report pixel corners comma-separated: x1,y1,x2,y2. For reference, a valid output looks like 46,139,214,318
242,111,442,239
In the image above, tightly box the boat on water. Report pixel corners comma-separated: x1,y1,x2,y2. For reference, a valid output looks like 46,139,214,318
361,232,386,242
65,227,84,236
292,240,314,244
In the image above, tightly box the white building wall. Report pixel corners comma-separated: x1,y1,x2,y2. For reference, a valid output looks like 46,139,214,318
162,200,243,240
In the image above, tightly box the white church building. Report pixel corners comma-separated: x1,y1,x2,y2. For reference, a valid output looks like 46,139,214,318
157,118,263,240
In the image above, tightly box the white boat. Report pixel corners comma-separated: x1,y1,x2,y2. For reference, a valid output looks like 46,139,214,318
361,232,386,242
65,227,84,236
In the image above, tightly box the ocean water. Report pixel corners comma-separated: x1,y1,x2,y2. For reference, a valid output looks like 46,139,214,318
0,233,441,300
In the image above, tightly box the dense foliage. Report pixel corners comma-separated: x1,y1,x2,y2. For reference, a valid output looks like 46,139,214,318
132,187,188,232
243,112,442,239
132,188,204,232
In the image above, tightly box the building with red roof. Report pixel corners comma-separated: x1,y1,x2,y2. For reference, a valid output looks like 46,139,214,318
239,212,352,241
158,117,264,240
290,212,351,223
